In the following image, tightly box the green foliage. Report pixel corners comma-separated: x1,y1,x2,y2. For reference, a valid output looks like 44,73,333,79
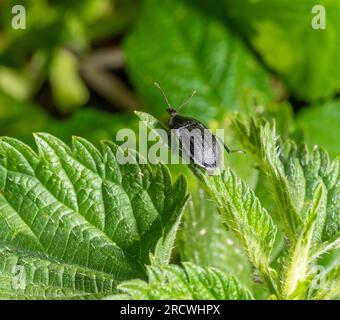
0,90,49,144
233,117,339,244
0,245,116,300
0,90,138,147
112,263,254,300
0,133,188,299
125,0,272,122
48,110,139,147
178,189,251,284
49,49,89,113
196,170,276,276
296,100,340,158
0,0,137,111
224,0,340,101
0,0,338,301
233,116,339,299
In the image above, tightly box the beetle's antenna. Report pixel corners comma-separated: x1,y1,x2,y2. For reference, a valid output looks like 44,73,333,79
177,90,196,110
154,82,172,109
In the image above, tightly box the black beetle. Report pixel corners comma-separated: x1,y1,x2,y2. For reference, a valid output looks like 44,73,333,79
154,82,243,174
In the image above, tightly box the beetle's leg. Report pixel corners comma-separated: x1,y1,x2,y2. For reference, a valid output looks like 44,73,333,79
216,135,245,154
223,144,245,154
191,163,205,177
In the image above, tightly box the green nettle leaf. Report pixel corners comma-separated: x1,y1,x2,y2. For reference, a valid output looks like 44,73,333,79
233,117,340,245
0,245,115,300
224,0,340,101
125,0,272,123
283,185,324,299
197,170,277,276
135,111,278,295
0,134,188,299
111,262,254,300
233,116,339,299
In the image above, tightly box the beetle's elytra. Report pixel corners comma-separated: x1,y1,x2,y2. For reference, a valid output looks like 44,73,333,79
154,82,243,174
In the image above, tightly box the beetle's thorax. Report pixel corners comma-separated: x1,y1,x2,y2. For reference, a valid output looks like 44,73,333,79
167,108,177,128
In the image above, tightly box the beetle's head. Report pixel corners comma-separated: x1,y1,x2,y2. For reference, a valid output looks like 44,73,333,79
166,108,177,116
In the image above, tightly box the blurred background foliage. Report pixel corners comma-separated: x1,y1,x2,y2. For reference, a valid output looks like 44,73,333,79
0,0,339,297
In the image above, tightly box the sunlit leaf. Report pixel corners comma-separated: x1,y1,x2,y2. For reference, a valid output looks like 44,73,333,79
0,133,188,299
224,0,340,101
